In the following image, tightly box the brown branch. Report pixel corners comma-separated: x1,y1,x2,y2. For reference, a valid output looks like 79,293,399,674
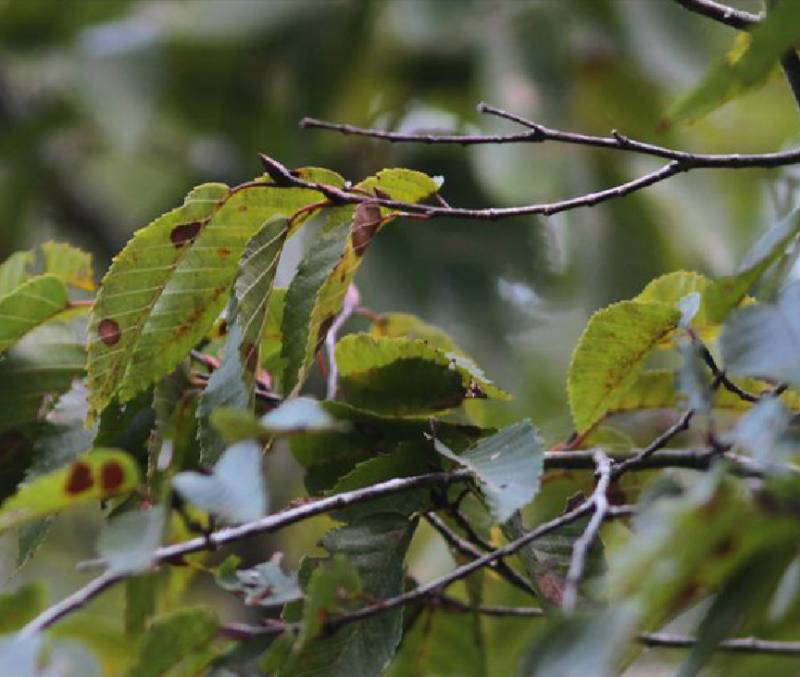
639,631,800,656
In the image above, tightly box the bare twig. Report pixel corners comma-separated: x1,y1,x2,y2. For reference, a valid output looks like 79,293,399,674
424,512,537,596
612,410,696,478
562,451,613,613
639,631,800,656
325,284,359,399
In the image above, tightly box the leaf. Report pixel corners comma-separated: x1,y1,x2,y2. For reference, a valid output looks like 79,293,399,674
0,635,42,677
277,514,415,677
281,169,439,396
725,396,791,464
0,583,45,634
721,280,800,384
172,439,266,524
0,251,33,297
335,334,509,415
0,319,86,435
125,575,158,636
0,449,141,531
568,300,681,433
211,397,348,444
370,312,460,352
96,505,166,575
218,555,303,607
434,420,544,523
196,218,291,461
0,274,70,355
676,341,711,413
124,607,218,677
41,241,95,290
666,3,800,125
88,177,336,419
636,271,714,338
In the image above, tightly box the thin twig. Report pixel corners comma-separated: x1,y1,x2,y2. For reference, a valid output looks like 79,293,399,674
424,512,537,596
562,451,612,613
612,410,696,479
639,631,800,656
325,284,359,399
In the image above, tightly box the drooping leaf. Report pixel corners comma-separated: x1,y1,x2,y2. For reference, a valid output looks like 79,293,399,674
281,169,440,396
124,607,218,677
96,505,166,575
41,241,95,291
0,274,70,355
172,439,266,524
0,251,33,297
0,583,45,634
434,420,544,523
726,396,792,464
335,334,509,415
196,218,291,462
667,3,800,125
568,300,681,433
0,449,140,531
721,280,800,384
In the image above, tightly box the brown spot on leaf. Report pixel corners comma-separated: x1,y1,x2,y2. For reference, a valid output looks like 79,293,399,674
534,572,564,606
238,205,248,212
351,202,382,257
66,462,94,494
97,318,121,346
218,247,231,258
101,461,125,492
170,221,202,248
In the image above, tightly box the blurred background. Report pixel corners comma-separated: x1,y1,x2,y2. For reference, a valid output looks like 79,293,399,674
1,0,798,672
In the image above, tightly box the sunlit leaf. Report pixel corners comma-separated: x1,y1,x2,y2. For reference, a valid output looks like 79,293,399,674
172,439,266,524
0,449,141,531
370,312,459,352
568,300,680,433
0,583,45,634
124,607,218,677
667,3,800,125
42,241,95,291
434,420,544,523
335,334,509,415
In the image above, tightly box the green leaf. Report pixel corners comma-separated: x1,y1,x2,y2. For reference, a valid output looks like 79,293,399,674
0,449,141,531
172,439,266,524
277,514,416,677
125,575,158,637
218,556,303,607
0,274,70,355
281,169,439,396
41,241,95,290
568,300,681,433
124,607,218,677
721,280,800,384
636,271,715,340
96,506,166,575
211,397,349,444
0,583,45,633
0,251,33,297
370,312,460,352
335,334,509,415
434,420,544,523
196,217,291,462
666,4,800,125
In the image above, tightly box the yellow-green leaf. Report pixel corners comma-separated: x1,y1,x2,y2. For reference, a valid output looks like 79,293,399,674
42,241,95,291
0,251,34,297
0,274,70,355
568,300,681,434
0,449,140,531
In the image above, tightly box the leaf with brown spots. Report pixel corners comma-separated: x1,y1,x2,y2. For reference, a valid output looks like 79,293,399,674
0,449,140,531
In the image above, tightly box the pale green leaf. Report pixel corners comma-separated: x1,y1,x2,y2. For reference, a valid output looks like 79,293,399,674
0,274,70,355
568,300,681,433
41,241,95,291
335,334,509,415
434,420,544,523
96,506,166,575
0,251,33,297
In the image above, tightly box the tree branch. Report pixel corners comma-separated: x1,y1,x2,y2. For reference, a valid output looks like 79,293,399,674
562,451,612,613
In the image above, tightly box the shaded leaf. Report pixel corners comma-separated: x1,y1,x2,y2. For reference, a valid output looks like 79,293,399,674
124,607,218,677
172,439,266,524
568,300,680,433
0,583,45,634
0,635,41,677
0,251,33,297
335,334,509,415
0,449,141,531
96,505,166,575
434,420,544,523
726,396,791,464
218,555,303,607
